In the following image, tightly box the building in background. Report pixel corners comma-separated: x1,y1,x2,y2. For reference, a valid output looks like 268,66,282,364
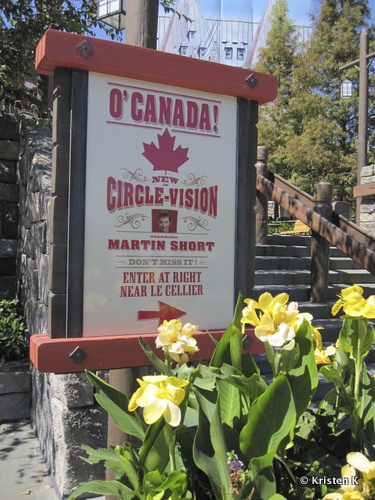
157,0,314,67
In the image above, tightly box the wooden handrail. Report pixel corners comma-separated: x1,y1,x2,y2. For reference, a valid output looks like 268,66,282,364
270,172,375,252
257,174,375,275
272,173,314,209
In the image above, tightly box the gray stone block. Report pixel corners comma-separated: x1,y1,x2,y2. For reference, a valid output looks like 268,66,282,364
0,276,17,299
3,202,18,239
0,239,17,257
0,257,16,276
30,156,52,193
0,115,19,140
49,372,95,409
0,162,17,183
51,398,107,497
0,182,19,202
0,392,31,422
0,140,20,161
0,361,31,394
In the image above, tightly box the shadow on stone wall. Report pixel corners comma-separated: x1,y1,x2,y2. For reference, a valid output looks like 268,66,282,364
0,117,108,498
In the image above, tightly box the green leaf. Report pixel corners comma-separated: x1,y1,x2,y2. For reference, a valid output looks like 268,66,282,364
139,418,172,474
274,339,299,374
285,320,318,420
217,378,240,426
245,467,277,500
192,388,230,499
210,293,243,370
240,375,296,473
339,318,375,362
192,364,218,390
67,479,135,500
86,371,146,441
241,351,261,378
139,337,173,376
144,470,188,496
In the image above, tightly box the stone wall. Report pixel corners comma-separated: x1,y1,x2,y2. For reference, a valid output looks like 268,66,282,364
360,164,375,237
15,121,107,498
0,115,20,299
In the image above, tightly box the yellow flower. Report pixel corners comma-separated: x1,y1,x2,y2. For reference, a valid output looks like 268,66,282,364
241,293,312,347
156,319,182,348
315,345,336,365
128,375,189,427
332,285,375,319
311,326,323,350
362,295,375,319
347,452,375,482
322,453,375,500
323,493,365,500
156,320,199,363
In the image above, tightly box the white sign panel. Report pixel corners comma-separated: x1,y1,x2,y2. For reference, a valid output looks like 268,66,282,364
83,72,237,336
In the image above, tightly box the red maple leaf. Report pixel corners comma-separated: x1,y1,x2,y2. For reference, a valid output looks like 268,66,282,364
142,129,189,173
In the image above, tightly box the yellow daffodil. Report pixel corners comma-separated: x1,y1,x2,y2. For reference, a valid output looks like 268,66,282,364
241,293,312,347
128,375,189,427
332,285,375,319
315,345,336,365
156,320,199,364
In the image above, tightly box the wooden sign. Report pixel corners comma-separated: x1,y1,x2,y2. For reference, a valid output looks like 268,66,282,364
29,30,277,371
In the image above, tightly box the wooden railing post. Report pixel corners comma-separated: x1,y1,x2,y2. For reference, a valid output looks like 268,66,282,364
256,146,269,244
310,182,333,302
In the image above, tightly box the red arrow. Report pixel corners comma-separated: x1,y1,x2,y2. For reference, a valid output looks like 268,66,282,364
138,301,186,325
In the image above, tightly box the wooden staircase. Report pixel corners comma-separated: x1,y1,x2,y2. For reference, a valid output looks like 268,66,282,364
251,233,375,401
252,233,375,343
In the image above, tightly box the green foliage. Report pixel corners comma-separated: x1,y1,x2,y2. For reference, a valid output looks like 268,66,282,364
0,299,28,362
0,1,118,115
256,0,374,202
68,294,322,500
68,288,375,499
0,0,178,116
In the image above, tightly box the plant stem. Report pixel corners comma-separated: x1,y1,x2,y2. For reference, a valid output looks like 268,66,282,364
169,433,176,472
264,341,275,377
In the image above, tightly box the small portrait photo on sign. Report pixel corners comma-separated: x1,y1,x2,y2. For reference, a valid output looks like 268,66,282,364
152,209,177,233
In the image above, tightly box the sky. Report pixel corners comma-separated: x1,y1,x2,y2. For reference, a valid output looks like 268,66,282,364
164,0,375,27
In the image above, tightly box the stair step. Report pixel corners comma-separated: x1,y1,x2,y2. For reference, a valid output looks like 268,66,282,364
255,270,312,286
256,245,311,257
255,269,375,286
251,283,375,302
327,269,375,284
329,257,364,270
297,301,334,319
254,228,375,406
250,284,311,302
256,256,311,270
267,234,311,246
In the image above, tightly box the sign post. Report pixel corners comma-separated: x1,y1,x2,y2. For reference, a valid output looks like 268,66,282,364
30,30,277,373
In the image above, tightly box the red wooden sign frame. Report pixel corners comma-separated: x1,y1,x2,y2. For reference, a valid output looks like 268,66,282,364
29,30,276,373
30,328,261,374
